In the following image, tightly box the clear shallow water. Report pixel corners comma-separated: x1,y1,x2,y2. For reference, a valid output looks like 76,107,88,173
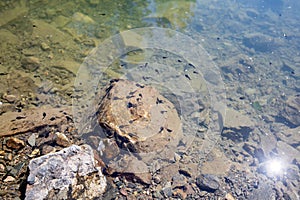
0,0,299,199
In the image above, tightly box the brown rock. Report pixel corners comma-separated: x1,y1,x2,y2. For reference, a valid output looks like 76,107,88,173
6,137,25,150
0,107,71,137
41,145,56,155
97,79,182,154
200,148,231,176
55,132,70,147
4,176,15,182
179,162,198,178
101,138,120,160
107,155,152,185
119,188,128,196
173,188,187,199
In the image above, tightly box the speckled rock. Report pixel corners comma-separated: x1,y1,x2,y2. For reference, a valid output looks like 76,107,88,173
25,145,106,200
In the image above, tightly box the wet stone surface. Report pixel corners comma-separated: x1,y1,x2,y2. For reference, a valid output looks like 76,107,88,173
97,79,182,155
25,144,106,200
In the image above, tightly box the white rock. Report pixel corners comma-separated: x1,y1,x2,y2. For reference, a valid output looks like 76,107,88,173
25,145,106,200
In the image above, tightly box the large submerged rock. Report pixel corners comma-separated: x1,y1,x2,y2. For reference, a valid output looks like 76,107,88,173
97,79,182,154
25,145,106,200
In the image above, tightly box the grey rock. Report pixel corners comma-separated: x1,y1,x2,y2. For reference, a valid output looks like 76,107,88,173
281,95,300,127
27,134,36,147
25,145,106,200
247,182,276,200
153,191,163,199
242,33,277,52
162,182,172,198
196,174,220,192
171,174,187,188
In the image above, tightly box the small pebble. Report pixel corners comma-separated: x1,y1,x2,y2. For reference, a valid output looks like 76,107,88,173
28,134,36,147
119,188,128,196
6,153,13,161
4,176,15,182
55,132,70,147
6,137,25,150
2,93,17,103
0,163,5,171
41,42,50,51
21,56,40,71
29,149,40,157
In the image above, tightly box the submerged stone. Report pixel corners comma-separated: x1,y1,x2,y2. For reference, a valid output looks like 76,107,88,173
196,174,220,192
97,79,182,154
282,95,300,127
25,145,106,200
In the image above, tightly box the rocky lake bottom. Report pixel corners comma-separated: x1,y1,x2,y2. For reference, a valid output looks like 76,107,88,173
0,0,299,199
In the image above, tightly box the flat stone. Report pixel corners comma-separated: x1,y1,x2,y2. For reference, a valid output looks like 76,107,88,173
224,107,255,128
275,126,300,147
222,108,254,141
145,0,196,29
0,107,71,137
51,15,71,28
276,141,300,163
27,134,36,147
25,145,106,200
